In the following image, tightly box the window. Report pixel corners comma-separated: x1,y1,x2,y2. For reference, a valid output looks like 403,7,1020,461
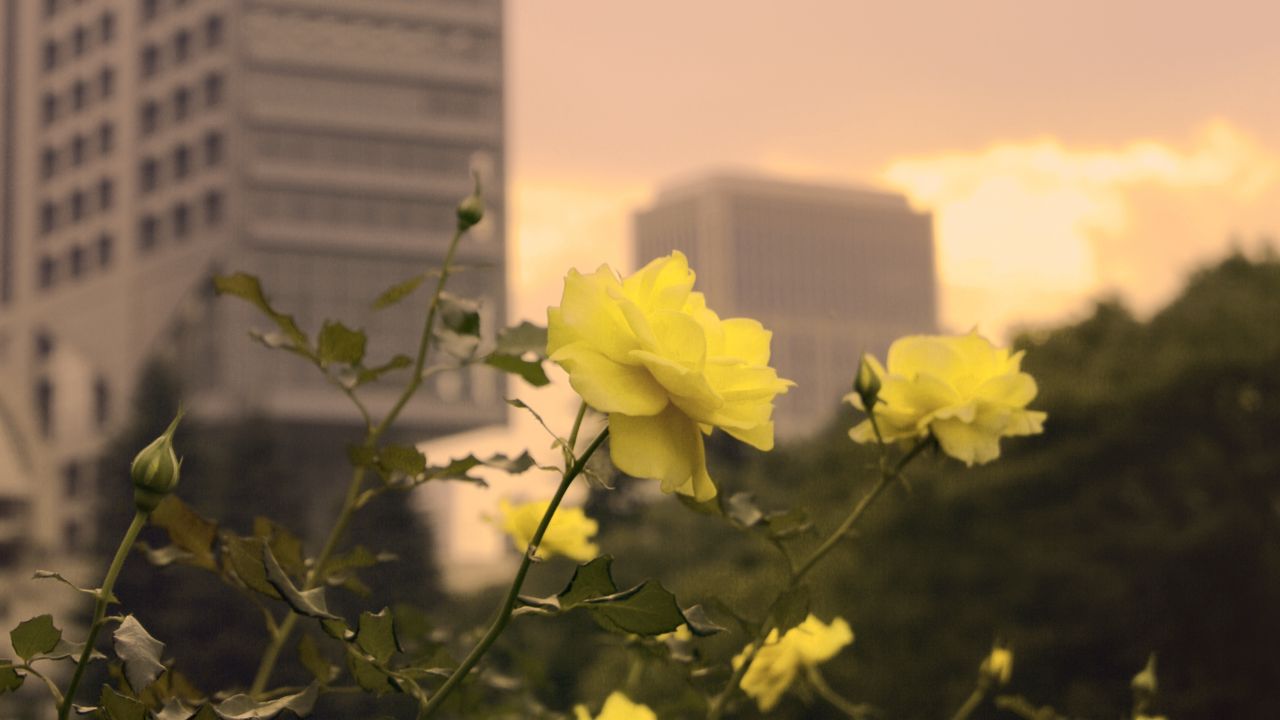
203,73,224,107
73,26,88,57
70,190,86,222
174,30,192,64
141,44,160,78
72,79,87,111
98,178,113,211
43,40,58,71
98,122,114,154
36,378,54,438
42,93,58,125
97,234,114,266
140,158,159,193
34,331,55,360
99,66,115,99
173,86,190,121
173,145,190,179
173,203,191,239
71,135,86,166
139,216,159,251
38,256,57,289
40,202,58,234
63,521,80,552
69,245,86,278
141,100,160,135
44,0,58,19
204,132,223,166
204,190,223,226
205,15,224,48
100,12,116,43
93,377,110,427
41,148,58,180
142,0,159,22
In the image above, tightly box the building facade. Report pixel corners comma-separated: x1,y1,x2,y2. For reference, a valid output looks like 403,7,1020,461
635,173,936,440
0,0,507,640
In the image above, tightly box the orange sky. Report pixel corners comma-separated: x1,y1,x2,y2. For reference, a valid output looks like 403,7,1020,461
504,0,1280,336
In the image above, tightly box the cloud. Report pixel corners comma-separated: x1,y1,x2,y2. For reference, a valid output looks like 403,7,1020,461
882,120,1280,335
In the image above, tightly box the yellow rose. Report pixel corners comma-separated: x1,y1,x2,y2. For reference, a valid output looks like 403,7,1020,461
982,646,1013,685
847,331,1046,465
574,691,658,720
733,614,854,712
498,499,599,562
548,252,792,501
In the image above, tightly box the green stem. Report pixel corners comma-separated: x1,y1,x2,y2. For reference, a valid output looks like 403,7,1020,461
24,665,64,708
566,401,588,455
806,666,865,719
950,687,986,720
58,510,147,720
419,428,610,717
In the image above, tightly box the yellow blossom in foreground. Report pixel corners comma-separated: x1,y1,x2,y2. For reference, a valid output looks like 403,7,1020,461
548,251,792,500
733,614,854,712
847,331,1046,465
983,646,1013,685
574,691,657,720
498,499,598,562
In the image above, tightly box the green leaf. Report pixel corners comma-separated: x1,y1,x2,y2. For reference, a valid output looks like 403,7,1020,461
355,354,412,386
377,444,427,478
681,604,727,637
764,508,816,540
114,615,166,693
253,517,306,581
28,637,99,663
297,634,336,684
355,608,401,665
557,556,619,609
726,492,765,528
769,584,811,632
32,570,104,599
438,292,480,336
584,581,689,636
424,451,537,485
99,684,148,720
484,353,550,387
156,698,201,720
213,273,310,354
262,544,340,621
347,653,395,695
223,535,282,600
150,496,219,571
0,663,24,694
372,274,426,310
11,615,61,661
316,321,366,367
493,321,548,358
213,684,318,719
320,618,354,642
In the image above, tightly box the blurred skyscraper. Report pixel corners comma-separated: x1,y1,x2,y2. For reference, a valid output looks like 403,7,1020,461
634,173,936,440
0,0,507,638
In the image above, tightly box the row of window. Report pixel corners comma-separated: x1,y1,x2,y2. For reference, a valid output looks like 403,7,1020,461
41,122,115,181
140,132,224,194
40,66,115,126
39,179,115,235
140,73,224,136
42,11,116,72
32,372,110,442
139,191,225,252
141,15,225,80
37,234,115,291
253,190,455,231
253,129,479,177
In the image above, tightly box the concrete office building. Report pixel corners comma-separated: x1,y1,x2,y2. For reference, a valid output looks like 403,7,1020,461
634,173,937,440
0,0,508,640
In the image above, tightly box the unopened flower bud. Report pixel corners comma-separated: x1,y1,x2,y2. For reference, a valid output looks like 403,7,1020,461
131,408,185,513
456,174,485,231
853,353,881,410
980,645,1013,686
1131,653,1158,696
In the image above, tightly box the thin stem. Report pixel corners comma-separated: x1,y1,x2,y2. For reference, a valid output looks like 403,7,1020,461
23,665,64,708
58,510,147,720
419,428,610,717
566,401,588,454
950,687,986,720
807,666,866,719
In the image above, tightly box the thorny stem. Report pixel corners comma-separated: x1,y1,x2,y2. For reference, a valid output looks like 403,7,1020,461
950,687,987,720
419,428,610,717
58,510,147,720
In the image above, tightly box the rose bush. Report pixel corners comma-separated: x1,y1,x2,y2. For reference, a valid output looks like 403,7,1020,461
734,614,854,712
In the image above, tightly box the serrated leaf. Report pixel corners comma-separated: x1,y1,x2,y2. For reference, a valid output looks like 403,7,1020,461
493,322,548,358
0,663,24,694
155,698,199,720
377,444,426,478
262,544,340,621
11,615,61,661
253,517,306,581
424,451,537,485
726,492,765,528
347,654,394,695
769,584,811,632
355,608,401,665
99,684,148,720
316,321,366,367
297,635,336,684
585,581,688,636
484,353,550,387
223,535,281,600
372,274,426,310
680,604,726,637
213,684,318,719
557,556,619,609
213,273,310,353
320,618,354,642
114,615,166,693
150,496,218,571
355,354,412,386
32,570,104,599
29,638,101,663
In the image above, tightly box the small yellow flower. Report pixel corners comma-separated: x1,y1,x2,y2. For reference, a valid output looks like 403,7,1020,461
847,331,1046,465
574,691,657,720
733,615,854,712
497,499,599,562
982,646,1013,686
548,252,792,501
